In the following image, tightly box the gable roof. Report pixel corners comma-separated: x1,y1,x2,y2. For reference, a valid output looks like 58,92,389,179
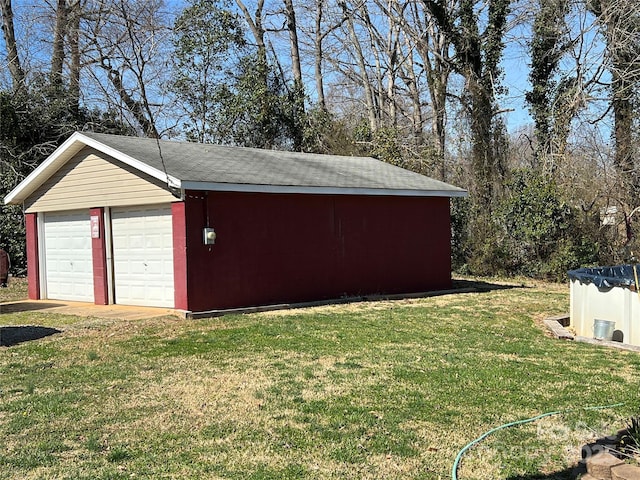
4,132,467,205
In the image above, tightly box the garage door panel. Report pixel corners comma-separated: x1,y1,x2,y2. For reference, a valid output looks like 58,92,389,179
111,205,174,308
142,262,161,275
144,234,164,247
43,211,94,302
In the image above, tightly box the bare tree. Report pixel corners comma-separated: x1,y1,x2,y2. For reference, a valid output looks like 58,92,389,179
384,0,455,179
295,0,346,112
423,0,511,207
328,2,413,134
0,0,25,90
589,0,640,244
336,0,379,133
82,0,172,137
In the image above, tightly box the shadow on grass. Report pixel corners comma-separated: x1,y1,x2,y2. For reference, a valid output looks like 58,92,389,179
505,468,580,480
0,325,62,347
0,302,65,314
452,278,526,293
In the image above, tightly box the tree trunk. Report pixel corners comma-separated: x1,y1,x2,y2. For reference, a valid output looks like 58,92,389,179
610,22,638,244
0,0,25,90
526,0,571,173
283,0,305,150
468,77,497,205
51,0,67,86
612,68,634,184
68,0,81,116
589,0,638,246
400,38,424,148
236,0,267,61
314,0,326,111
283,0,302,87
422,32,449,181
384,7,398,127
235,0,273,147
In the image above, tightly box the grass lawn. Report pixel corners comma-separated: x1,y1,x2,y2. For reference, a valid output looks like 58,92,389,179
1,276,29,303
1,278,639,480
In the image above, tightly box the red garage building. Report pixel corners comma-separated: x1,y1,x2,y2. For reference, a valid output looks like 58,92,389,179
4,132,466,315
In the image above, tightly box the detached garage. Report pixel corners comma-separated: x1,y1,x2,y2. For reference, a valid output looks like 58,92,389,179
4,132,466,314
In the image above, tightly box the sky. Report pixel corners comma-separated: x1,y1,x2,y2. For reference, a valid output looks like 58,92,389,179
501,43,534,132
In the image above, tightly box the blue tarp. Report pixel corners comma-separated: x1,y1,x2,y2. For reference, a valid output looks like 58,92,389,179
567,265,639,289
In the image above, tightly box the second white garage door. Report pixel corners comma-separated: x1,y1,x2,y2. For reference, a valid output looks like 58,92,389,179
111,205,174,307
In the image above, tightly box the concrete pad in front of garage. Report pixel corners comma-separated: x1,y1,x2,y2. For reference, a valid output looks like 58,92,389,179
0,300,186,320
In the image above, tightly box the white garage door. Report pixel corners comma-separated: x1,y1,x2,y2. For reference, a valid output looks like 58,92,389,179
111,205,174,307
43,210,94,302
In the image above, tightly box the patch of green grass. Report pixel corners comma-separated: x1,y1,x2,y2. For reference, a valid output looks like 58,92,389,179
0,280,638,479
84,433,105,453
106,445,132,463
0,276,28,303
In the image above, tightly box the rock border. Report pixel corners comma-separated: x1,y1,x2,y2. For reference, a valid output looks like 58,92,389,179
585,451,640,480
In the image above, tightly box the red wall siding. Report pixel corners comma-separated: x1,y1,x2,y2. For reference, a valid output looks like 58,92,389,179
183,191,452,311
90,208,108,305
25,213,40,300
172,201,188,310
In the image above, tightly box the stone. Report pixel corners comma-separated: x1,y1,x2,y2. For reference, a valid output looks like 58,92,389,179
587,452,625,480
612,463,640,480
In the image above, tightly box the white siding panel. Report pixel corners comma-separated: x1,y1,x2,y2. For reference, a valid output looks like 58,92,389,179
43,211,94,302
111,205,174,307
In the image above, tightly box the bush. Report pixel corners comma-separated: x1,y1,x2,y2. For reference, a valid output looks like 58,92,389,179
0,204,26,275
620,415,640,460
451,197,470,272
495,169,599,280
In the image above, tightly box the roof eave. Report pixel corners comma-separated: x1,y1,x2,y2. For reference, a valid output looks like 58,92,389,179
3,132,181,205
181,181,468,197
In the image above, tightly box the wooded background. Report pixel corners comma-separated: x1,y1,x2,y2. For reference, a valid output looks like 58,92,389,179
1,0,638,280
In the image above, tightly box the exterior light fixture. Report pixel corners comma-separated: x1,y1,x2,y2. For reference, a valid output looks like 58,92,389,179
203,227,216,245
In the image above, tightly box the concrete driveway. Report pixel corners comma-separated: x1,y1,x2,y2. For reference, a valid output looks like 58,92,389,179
0,300,185,320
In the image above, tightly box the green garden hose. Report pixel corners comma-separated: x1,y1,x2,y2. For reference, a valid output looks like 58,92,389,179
451,402,626,480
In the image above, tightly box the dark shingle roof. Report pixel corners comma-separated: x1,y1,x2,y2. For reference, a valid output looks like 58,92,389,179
4,132,467,206
81,132,466,196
